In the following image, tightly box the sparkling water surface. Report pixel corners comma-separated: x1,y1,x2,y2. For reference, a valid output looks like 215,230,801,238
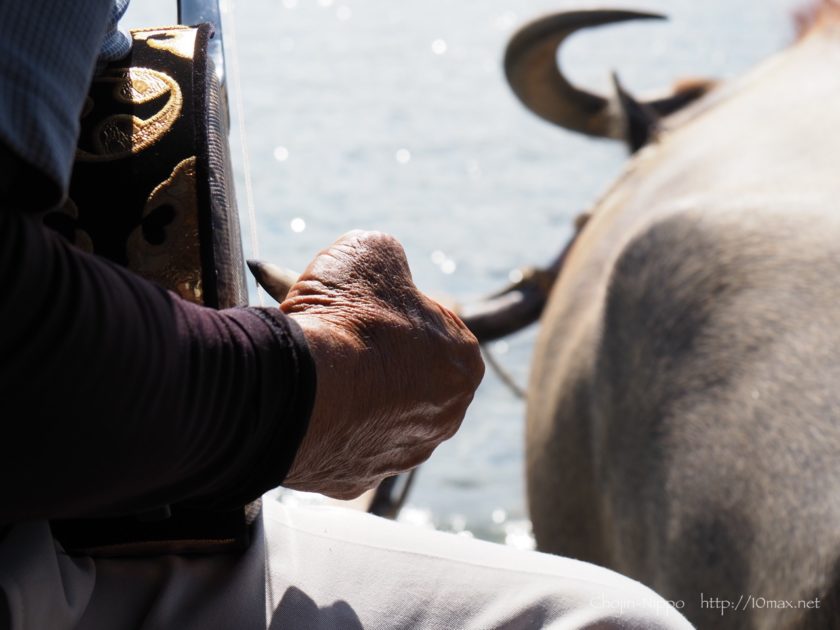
125,0,803,545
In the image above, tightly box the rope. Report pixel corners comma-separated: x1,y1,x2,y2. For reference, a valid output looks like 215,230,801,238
481,345,526,400
223,0,266,306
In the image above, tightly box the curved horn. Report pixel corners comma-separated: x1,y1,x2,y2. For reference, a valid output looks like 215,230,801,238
455,266,557,343
504,10,713,142
247,259,299,303
504,10,663,138
455,214,589,342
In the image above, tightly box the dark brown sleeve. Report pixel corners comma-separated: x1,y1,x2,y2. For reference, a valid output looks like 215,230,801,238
0,206,315,522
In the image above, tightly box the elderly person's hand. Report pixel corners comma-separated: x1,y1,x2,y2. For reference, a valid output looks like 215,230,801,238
279,230,484,500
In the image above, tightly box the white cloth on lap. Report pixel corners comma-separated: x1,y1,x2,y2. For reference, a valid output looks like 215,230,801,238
0,499,693,629
262,501,692,629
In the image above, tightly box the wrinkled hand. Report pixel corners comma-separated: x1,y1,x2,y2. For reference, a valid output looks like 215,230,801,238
280,230,484,500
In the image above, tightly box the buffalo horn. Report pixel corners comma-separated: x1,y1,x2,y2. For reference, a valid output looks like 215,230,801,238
247,259,299,303
504,10,713,143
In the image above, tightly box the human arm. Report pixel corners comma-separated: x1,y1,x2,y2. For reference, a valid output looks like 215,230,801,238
0,204,316,522
1,204,484,520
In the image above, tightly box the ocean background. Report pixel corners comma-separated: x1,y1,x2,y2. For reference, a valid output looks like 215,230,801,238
125,0,803,545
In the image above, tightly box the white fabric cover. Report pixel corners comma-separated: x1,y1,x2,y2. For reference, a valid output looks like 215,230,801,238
0,500,693,629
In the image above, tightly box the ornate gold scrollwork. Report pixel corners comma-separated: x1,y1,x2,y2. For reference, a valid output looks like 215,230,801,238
126,157,203,303
76,67,183,162
134,27,197,60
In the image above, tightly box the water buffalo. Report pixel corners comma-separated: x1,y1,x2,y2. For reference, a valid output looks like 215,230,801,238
462,5,840,629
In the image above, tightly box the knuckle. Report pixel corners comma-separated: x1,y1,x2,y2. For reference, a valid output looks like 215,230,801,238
440,413,465,441
332,488,361,501
451,343,485,390
348,229,396,249
368,230,397,245
469,347,485,386
369,232,407,258
404,447,436,470
340,228,368,241
327,483,371,501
